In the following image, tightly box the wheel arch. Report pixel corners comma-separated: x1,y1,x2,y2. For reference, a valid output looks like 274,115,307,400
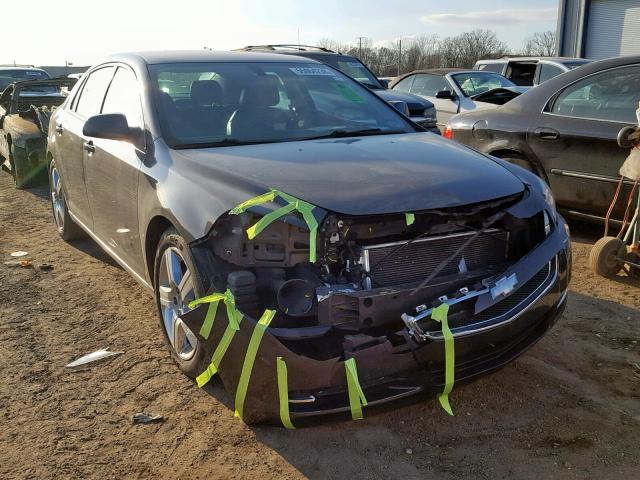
145,215,176,288
488,148,548,183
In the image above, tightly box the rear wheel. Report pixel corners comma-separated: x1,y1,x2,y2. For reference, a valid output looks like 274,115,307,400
154,228,208,378
589,236,625,278
49,158,83,241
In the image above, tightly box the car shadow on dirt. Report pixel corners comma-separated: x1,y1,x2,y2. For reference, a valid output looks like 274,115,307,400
193,288,640,480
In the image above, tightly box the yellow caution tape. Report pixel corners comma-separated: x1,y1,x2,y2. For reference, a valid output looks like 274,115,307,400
189,289,243,337
230,189,319,263
276,356,295,429
345,358,368,420
195,314,245,388
405,212,415,226
431,303,454,415
234,309,277,421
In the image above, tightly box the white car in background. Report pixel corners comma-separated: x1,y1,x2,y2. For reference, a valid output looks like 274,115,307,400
389,69,528,129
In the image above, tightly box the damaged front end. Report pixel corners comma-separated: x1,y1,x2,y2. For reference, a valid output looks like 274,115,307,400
181,181,570,425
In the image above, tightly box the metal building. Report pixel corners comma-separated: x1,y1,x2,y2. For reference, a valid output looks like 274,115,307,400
556,0,640,59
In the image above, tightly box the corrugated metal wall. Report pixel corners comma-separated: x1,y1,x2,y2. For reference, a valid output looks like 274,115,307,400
585,0,640,59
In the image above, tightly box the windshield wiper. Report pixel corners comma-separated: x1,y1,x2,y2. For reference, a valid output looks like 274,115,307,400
307,128,405,140
173,138,281,149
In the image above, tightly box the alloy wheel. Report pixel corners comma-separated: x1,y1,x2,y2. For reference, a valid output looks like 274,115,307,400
157,247,198,360
50,166,65,230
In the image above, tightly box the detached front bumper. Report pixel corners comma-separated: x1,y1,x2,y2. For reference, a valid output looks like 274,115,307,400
183,215,571,424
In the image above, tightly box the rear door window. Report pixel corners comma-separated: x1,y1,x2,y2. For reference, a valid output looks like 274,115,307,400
409,74,449,97
538,64,564,84
550,65,640,123
392,76,414,93
74,66,115,118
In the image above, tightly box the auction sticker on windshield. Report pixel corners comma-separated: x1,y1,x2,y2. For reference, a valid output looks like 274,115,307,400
289,66,336,76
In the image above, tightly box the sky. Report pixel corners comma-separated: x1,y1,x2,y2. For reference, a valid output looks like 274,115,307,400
3,0,559,66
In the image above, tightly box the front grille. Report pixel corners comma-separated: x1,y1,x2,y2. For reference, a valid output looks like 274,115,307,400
421,258,556,336
364,230,509,287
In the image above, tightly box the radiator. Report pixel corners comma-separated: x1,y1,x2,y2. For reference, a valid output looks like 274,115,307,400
361,229,509,288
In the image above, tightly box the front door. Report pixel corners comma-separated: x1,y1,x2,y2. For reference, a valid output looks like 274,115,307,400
57,65,116,229
527,64,640,220
83,66,145,274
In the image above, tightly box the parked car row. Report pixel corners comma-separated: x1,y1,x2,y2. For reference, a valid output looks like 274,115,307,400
35,50,569,424
446,55,640,224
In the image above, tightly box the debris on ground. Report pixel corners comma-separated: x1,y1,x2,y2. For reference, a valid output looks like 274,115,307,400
4,260,32,268
37,263,54,271
10,251,29,257
132,413,164,424
65,348,124,368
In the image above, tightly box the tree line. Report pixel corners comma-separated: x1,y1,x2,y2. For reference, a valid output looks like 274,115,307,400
318,30,556,77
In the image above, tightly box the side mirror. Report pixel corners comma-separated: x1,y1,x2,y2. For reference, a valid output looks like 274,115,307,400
435,90,455,100
388,100,410,116
83,113,142,145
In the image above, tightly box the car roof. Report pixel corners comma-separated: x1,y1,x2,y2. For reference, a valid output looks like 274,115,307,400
477,57,590,63
107,50,318,66
407,68,468,76
0,66,46,71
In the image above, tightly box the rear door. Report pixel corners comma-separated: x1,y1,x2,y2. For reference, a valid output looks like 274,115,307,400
83,65,146,274
56,66,115,229
527,64,640,218
408,74,458,128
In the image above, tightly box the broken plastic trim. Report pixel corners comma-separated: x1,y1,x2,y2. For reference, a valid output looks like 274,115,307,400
229,188,320,263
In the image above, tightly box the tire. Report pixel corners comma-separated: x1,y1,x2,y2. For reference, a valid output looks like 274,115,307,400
10,144,30,189
49,158,84,241
588,236,625,278
154,227,208,378
617,126,637,149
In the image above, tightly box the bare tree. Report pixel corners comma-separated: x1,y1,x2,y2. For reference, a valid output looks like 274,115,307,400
522,31,556,56
317,29,511,77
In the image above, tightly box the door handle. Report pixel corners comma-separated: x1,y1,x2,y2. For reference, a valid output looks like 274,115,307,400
534,127,560,140
55,123,64,134
83,141,95,154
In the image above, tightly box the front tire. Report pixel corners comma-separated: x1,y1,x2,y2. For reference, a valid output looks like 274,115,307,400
49,158,83,241
154,228,208,378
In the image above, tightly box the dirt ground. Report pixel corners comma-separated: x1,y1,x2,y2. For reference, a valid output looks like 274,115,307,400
0,172,638,480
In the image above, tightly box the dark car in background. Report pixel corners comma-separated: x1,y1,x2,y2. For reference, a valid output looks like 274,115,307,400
0,78,76,187
389,69,527,129
448,55,640,223
238,45,439,132
474,57,592,87
0,66,50,92
47,50,568,424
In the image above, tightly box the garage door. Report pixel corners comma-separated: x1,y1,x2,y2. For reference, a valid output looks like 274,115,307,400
585,0,640,59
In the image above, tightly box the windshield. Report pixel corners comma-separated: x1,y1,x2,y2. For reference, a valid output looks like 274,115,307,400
451,72,516,97
319,56,382,89
150,62,413,148
0,69,49,91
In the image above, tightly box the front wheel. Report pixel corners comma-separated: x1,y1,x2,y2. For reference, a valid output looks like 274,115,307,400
154,228,208,378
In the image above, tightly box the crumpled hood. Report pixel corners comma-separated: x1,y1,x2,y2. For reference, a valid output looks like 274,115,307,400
172,133,524,216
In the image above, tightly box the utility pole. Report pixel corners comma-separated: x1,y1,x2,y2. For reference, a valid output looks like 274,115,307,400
356,36,367,59
397,39,402,76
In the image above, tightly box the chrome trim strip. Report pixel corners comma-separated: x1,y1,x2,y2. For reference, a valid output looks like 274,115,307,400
424,256,559,340
364,229,502,252
68,210,154,294
550,169,637,185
